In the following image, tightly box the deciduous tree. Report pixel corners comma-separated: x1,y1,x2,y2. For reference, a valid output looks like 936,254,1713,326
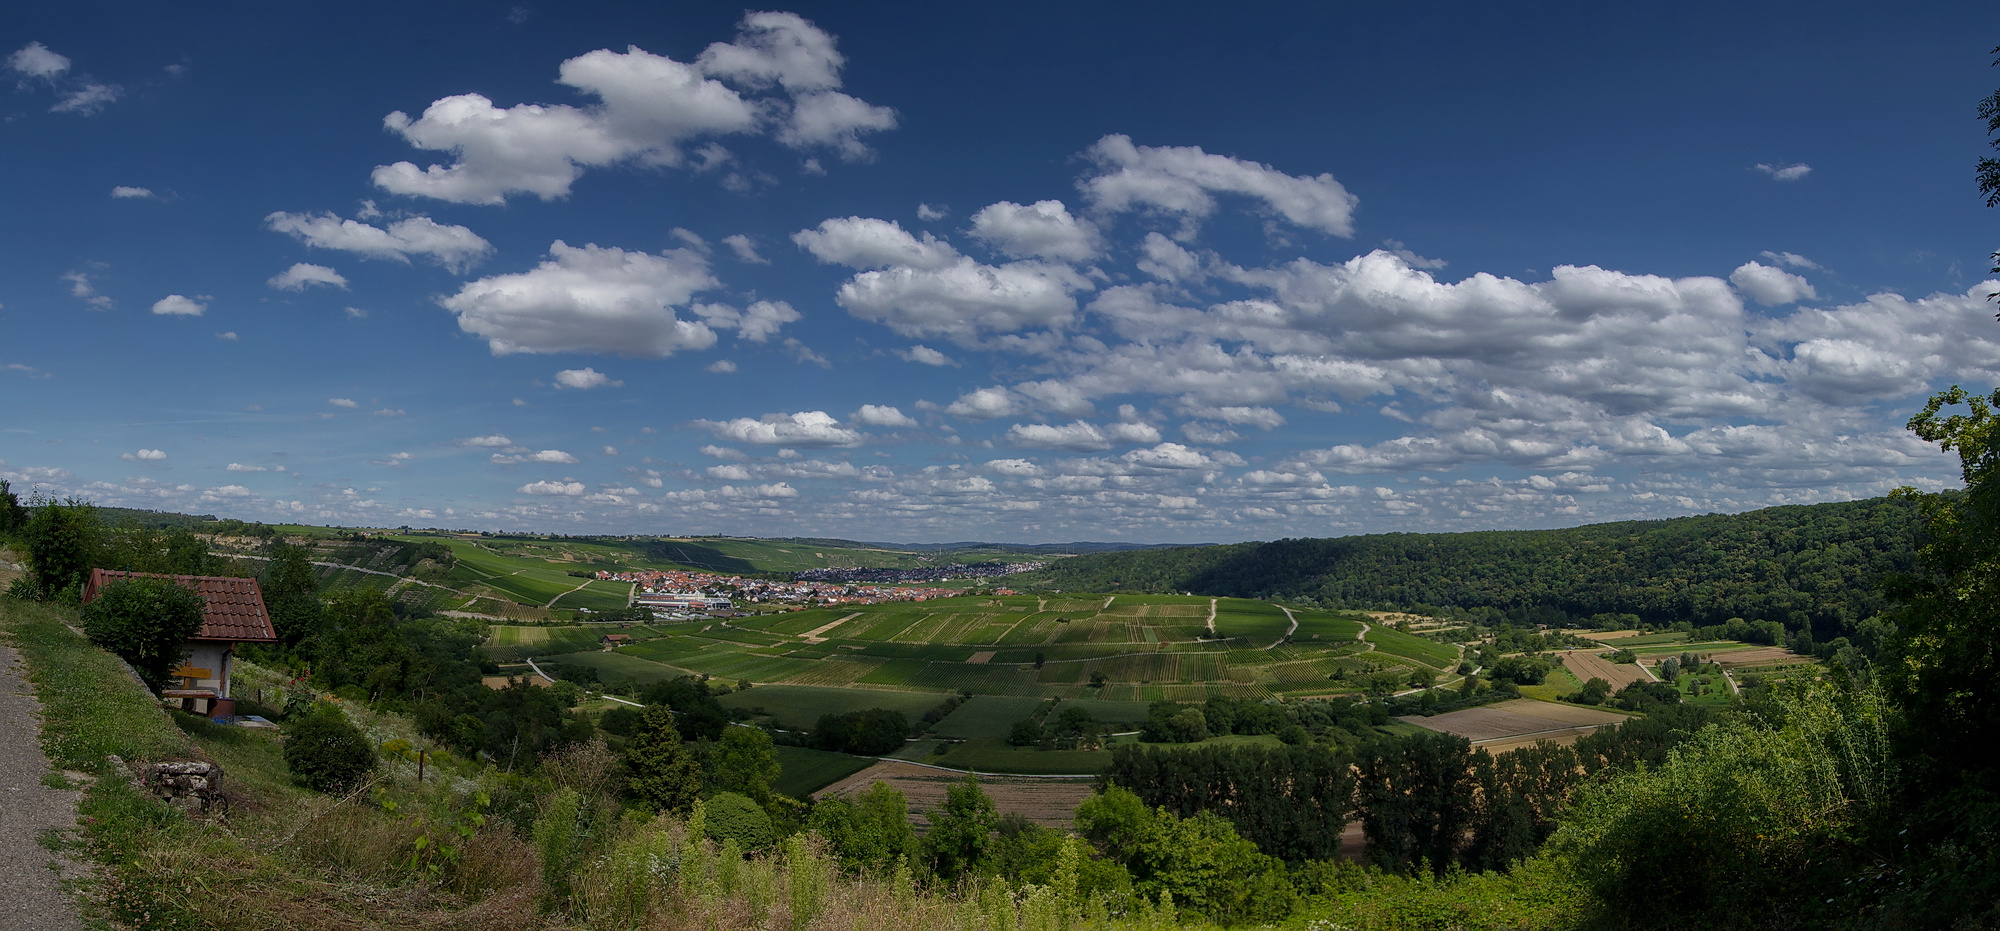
80,576,205,692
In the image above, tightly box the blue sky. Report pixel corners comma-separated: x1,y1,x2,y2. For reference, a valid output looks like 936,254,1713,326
3,1,1998,543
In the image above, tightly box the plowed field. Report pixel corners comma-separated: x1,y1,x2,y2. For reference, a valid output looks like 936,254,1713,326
815,761,1095,831
1399,698,1629,745
1559,649,1653,690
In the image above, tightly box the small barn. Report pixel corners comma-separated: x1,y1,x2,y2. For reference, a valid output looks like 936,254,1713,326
601,633,633,648
83,569,279,718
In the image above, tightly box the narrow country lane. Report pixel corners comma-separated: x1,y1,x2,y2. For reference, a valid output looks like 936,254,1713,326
0,636,84,930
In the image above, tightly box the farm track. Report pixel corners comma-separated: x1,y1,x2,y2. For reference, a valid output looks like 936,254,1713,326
545,578,594,608
1269,605,1299,650
801,613,864,642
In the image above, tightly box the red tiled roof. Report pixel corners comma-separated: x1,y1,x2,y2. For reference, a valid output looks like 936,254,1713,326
82,569,279,643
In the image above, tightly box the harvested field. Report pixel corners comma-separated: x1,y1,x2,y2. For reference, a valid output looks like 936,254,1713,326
1559,649,1653,690
815,761,1095,831
1710,647,1817,667
481,674,553,688
1399,698,1628,744
1578,630,1643,642
966,651,996,665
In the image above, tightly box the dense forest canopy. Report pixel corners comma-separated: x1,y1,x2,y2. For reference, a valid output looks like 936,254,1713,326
1020,496,1926,639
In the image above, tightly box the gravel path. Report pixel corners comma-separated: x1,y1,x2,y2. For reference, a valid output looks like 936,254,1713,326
0,640,84,931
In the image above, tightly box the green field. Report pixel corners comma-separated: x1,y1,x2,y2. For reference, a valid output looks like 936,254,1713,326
932,696,1049,739
930,738,1112,775
715,685,947,730
480,593,1465,740
479,626,606,661
771,744,876,797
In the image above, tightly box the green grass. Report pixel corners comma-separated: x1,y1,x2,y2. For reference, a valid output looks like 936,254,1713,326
478,625,605,661
0,597,193,773
1627,640,1760,656
543,651,695,684
715,685,947,730
929,738,1111,775
1603,631,1690,646
1364,626,1462,669
772,744,876,797
932,696,1049,739
1518,665,1586,702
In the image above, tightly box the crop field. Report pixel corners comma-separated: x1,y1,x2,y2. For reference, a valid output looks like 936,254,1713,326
1627,640,1757,657
544,651,694,684
817,761,1098,829
1400,698,1629,744
479,626,606,661
932,696,1049,739
1600,631,1690,647
715,685,946,730
485,594,1457,748
772,745,878,797
1364,626,1462,667
1558,649,1653,690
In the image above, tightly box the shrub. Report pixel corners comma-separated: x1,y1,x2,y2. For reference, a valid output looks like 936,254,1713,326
703,791,774,851
81,577,206,692
284,702,376,793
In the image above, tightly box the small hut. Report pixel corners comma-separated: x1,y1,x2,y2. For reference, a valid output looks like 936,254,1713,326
82,569,279,718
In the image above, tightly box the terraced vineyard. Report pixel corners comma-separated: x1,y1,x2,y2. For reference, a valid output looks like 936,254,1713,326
491,593,1461,708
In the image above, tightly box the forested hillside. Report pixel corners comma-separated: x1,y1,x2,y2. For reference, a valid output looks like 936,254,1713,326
1021,497,1926,639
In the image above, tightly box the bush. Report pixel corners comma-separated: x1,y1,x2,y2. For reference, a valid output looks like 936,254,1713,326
703,791,774,851
80,577,206,692
284,702,376,793
813,708,908,755
1487,654,1555,685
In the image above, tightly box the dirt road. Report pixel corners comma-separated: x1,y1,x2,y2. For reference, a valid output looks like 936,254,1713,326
0,637,84,930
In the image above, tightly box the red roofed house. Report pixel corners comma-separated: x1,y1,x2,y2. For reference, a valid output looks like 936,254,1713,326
83,569,279,718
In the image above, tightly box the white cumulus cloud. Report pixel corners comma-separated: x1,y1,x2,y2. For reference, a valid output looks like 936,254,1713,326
696,410,863,447
554,367,622,389
372,13,891,205
518,480,586,496
1730,261,1817,306
440,241,720,356
151,294,206,316
266,211,493,272
7,42,70,78
968,200,1103,262
1080,134,1358,236
898,344,956,366
110,186,154,199
851,404,917,427
267,263,349,291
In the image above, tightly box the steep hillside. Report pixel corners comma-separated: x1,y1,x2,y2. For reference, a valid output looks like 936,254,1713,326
1017,496,1926,637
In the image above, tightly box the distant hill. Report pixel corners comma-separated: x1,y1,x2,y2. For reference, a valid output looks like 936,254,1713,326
855,540,1200,554
1014,496,1928,641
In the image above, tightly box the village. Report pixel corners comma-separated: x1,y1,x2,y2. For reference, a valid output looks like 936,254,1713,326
592,565,1022,618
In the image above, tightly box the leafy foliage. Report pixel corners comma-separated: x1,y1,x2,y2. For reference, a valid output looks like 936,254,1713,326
21,496,103,601
80,577,206,692
808,780,916,873
261,541,324,647
703,790,775,851
813,707,908,754
0,479,26,537
626,705,700,813
282,701,376,793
